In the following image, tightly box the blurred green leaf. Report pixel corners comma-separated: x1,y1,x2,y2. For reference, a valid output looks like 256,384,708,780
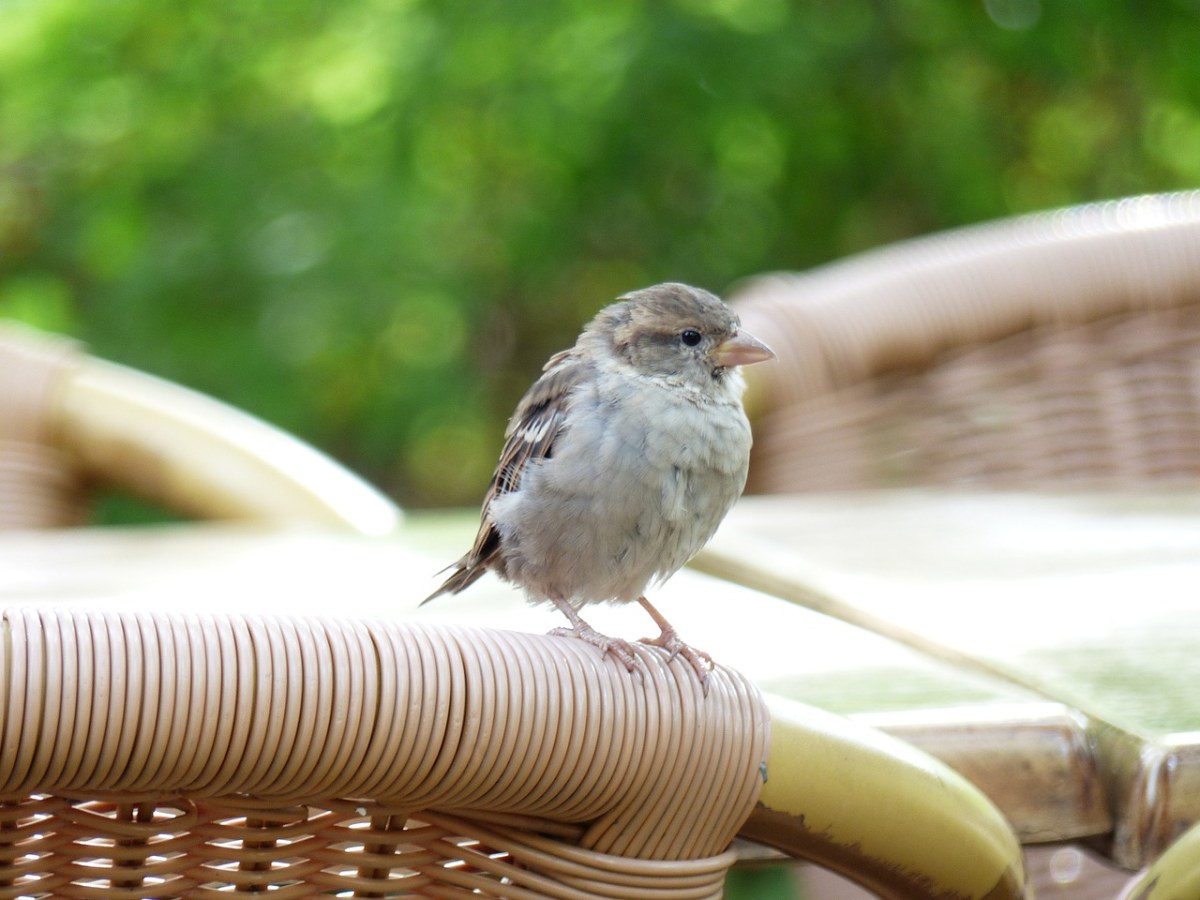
1,0,1196,512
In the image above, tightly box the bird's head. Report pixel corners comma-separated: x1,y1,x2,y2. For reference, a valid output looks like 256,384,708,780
587,282,775,390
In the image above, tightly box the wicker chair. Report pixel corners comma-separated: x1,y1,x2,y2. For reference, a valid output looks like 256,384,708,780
0,324,762,898
725,191,1200,897
0,322,400,533
0,324,1026,898
0,607,772,899
730,190,1200,493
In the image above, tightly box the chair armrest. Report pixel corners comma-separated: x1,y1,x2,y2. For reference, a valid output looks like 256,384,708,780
744,693,1025,899
50,354,401,534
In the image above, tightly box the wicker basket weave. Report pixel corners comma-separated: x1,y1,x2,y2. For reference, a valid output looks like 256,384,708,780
0,607,768,899
732,191,1200,492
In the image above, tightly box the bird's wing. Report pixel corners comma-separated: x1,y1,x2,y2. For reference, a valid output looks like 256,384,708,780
424,349,585,600
483,348,579,511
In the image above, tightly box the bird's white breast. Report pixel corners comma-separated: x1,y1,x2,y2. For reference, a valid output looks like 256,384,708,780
490,367,752,606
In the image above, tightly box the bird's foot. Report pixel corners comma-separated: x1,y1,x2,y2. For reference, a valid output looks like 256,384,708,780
549,624,641,673
640,627,713,692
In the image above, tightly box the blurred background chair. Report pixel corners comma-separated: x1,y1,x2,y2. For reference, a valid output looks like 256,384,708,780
731,190,1200,493
726,190,1200,898
0,322,401,533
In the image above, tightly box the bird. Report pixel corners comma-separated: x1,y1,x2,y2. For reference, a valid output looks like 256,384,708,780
423,282,775,685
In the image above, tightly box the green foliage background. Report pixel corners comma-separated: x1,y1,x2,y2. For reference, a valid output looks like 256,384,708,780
3,0,1199,509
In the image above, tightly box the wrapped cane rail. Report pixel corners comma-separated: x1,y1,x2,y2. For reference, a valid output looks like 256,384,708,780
0,607,769,899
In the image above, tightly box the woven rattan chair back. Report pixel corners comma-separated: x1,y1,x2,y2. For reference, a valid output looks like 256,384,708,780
731,192,1200,492
0,608,769,898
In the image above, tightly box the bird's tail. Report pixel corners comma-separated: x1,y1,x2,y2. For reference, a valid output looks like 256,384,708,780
420,561,488,606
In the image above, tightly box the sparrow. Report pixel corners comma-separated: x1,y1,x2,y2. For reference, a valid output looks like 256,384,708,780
423,282,775,685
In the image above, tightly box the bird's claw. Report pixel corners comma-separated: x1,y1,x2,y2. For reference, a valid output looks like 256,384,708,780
639,629,713,692
549,625,641,673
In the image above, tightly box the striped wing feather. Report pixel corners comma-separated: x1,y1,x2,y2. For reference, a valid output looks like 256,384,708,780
423,349,584,600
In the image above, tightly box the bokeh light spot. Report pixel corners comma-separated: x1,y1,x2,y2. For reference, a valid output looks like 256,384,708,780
381,292,467,369
985,0,1041,30
0,274,76,333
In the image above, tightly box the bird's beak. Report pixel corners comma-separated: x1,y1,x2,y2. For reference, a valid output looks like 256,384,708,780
711,330,776,367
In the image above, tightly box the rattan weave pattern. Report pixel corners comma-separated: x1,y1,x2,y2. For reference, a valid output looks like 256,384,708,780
749,306,1200,490
0,607,768,898
0,325,86,529
0,797,738,898
732,191,1200,492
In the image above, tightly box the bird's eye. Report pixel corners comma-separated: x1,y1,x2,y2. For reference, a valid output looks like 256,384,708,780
680,329,702,347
